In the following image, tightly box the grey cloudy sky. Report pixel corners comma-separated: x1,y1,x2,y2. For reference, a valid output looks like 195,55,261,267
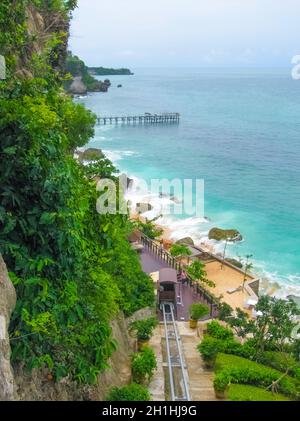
69,0,300,67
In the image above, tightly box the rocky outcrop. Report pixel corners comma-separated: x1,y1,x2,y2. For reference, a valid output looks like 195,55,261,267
176,237,194,246
136,203,153,214
77,148,104,162
14,308,154,401
225,258,243,269
0,255,16,401
208,227,242,242
68,76,87,95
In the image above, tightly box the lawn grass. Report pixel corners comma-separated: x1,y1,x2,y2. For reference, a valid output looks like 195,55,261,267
215,353,300,400
227,384,291,401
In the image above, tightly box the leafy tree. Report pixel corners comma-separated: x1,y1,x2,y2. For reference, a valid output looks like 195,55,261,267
218,302,234,321
133,216,163,240
187,260,215,288
226,297,300,358
253,296,299,355
170,244,192,259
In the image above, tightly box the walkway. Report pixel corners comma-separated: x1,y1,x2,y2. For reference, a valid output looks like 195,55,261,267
148,324,165,401
177,322,221,401
140,249,169,274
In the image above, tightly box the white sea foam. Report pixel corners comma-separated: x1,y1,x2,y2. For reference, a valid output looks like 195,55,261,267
103,149,139,163
124,172,300,301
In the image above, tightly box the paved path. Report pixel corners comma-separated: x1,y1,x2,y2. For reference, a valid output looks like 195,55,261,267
140,249,169,274
148,325,165,401
177,322,221,401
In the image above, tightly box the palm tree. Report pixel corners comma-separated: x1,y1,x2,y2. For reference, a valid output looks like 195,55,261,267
242,254,253,291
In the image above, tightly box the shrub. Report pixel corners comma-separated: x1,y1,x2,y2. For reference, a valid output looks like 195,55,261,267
131,347,157,384
169,244,192,258
214,371,231,393
218,302,233,321
259,351,300,380
198,334,253,367
130,317,158,341
189,303,210,321
227,384,291,401
198,336,220,366
206,321,234,340
106,383,151,401
215,353,300,400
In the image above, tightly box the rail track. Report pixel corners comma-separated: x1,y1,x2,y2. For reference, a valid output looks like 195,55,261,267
162,302,191,401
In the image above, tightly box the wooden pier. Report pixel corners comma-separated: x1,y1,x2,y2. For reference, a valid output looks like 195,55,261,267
96,112,180,125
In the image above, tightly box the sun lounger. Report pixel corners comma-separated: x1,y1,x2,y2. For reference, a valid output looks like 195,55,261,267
227,285,242,294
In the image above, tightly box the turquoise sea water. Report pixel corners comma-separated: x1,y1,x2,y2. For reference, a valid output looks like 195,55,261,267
78,68,300,297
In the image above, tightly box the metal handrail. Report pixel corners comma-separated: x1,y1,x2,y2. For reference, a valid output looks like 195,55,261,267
140,232,219,309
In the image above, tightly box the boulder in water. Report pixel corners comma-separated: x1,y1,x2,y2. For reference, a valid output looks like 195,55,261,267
225,258,243,269
136,203,153,214
77,148,104,162
208,227,242,242
176,237,194,246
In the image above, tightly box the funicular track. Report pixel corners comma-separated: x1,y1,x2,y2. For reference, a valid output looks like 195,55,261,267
161,303,191,401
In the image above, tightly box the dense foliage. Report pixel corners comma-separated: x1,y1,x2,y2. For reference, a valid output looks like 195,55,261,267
215,353,300,399
169,244,191,258
64,52,112,93
129,317,158,341
133,217,163,240
131,347,157,384
0,0,154,384
218,297,300,356
106,383,151,401
189,302,209,321
88,67,133,76
64,52,102,91
187,260,215,288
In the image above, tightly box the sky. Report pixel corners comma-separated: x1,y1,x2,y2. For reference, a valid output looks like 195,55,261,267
69,0,300,68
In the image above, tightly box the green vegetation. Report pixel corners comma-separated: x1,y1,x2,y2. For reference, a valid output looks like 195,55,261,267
215,353,300,399
88,67,133,76
208,227,242,242
198,306,300,401
206,320,234,340
64,52,110,92
169,244,192,258
227,384,290,401
220,297,300,354
131,347,157,384
130,317,158,341
189,303,210,321
133,217,163,240
198,336,220,367
106,383,151,401
0,0,154,384
259,351,300,380
187,260,215,288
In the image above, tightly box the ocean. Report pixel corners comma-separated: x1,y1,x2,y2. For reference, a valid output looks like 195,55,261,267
76,67,300,298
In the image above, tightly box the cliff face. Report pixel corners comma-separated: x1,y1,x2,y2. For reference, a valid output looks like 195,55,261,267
1,2,153,401
0,255,16,401
13,308,154,401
